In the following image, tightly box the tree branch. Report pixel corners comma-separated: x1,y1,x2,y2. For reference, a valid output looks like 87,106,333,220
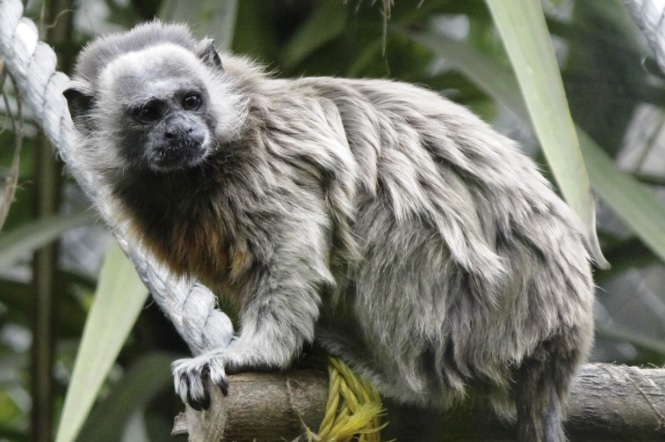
172,363,665,441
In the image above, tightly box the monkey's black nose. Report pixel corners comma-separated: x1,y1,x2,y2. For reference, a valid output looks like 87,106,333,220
165,126,193,140
162,122,207,148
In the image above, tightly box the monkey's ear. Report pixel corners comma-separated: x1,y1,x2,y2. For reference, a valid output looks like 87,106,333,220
196,38,224,72
63,82,95,132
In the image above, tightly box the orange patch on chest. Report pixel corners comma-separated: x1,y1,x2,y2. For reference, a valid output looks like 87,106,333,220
132,217,233,285
230,243,252,281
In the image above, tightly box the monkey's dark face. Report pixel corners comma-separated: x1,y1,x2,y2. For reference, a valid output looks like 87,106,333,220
65,43,245,176
112,71,218,173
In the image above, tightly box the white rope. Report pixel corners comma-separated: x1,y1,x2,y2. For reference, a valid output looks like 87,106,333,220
0,0,233,355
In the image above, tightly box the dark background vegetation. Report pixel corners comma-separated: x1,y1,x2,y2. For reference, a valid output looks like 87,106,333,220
1,0,665,440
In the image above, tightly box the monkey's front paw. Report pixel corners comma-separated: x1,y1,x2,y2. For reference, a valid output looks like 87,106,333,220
172,354,229,411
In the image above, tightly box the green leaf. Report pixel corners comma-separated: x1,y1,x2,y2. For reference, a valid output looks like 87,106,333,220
77,353,175,442
0,211,95,271
578,131,665,264
409,25,665,268
55,242,149,442
485,0,608,268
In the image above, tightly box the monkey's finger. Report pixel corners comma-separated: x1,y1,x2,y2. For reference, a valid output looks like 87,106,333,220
207,356,229,396
172,360,191,405
186,376,211,411
172,357,210,409
216,378,229,397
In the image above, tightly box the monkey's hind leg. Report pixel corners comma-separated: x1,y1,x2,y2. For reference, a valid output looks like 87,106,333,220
512,335,580,442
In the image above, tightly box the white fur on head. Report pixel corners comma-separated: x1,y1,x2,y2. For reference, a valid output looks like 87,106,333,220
68,41,248,192
98,43,247,144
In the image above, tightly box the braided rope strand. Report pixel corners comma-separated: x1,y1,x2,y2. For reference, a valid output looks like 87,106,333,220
317,357,385,442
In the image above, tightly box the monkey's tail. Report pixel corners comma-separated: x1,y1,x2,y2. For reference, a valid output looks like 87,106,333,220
512,336,580,442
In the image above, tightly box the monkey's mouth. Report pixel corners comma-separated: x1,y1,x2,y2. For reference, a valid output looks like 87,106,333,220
149,141,209,172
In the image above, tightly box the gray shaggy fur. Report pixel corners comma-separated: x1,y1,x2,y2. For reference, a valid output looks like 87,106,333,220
64,22,595,442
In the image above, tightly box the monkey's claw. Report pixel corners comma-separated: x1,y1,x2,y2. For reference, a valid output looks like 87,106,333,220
172,355,229,410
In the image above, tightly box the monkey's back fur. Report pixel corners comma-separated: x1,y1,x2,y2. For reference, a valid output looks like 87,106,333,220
65,22,595,441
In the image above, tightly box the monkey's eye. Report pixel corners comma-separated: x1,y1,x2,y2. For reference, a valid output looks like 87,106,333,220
134,101,161,122
182,93,202,111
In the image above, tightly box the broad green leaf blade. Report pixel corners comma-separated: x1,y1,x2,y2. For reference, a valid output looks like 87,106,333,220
409,29,665,266
578,131,665,263
77,353,175,442
55,242,149,442
0,211,95,271
486,0,608,268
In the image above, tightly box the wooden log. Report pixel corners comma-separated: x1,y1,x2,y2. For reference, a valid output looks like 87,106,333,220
172,370,327,441
172,363,665,441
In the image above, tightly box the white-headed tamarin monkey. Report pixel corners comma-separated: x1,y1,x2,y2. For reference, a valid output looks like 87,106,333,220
64,21,595,442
